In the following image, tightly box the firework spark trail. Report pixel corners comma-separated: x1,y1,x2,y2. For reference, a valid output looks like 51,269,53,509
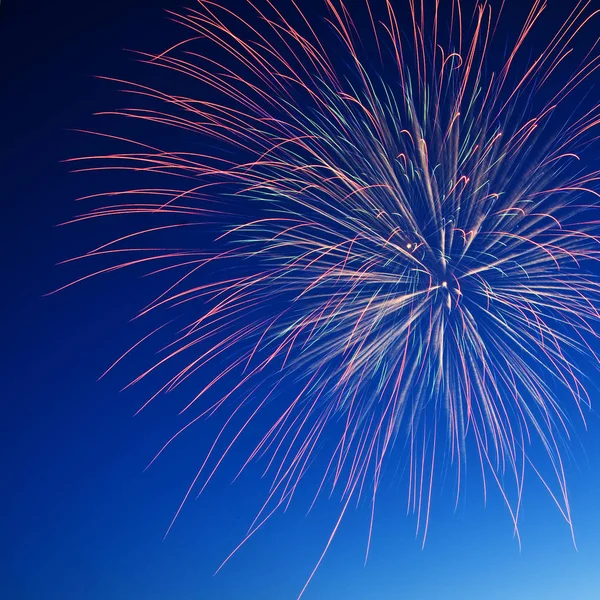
61,0,600,596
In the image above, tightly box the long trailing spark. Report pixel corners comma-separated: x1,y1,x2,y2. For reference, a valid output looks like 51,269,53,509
60,0,600,596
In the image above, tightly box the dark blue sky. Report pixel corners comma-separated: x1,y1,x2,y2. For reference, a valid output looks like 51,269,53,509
5,1,600,599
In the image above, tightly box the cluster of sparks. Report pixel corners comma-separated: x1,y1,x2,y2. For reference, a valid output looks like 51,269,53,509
62,0,600,595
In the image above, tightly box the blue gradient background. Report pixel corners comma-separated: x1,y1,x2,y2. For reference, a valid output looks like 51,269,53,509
4,1,600,598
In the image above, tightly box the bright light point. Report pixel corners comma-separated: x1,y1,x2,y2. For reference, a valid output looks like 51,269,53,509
406,243,412,249
441,281,448,288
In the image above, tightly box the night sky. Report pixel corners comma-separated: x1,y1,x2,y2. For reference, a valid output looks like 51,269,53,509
5,1,600,599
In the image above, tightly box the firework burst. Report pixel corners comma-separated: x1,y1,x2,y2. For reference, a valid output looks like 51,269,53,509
61,0,600,595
